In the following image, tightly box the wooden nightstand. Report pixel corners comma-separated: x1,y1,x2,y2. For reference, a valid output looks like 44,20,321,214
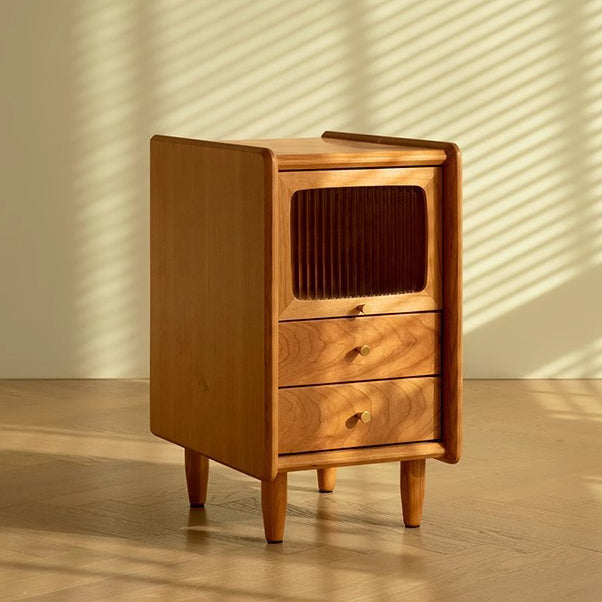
150,131,462,543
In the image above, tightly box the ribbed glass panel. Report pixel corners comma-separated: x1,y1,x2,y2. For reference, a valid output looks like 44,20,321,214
291,186,427,300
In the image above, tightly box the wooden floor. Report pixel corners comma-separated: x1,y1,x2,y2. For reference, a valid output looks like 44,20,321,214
0,380,601,601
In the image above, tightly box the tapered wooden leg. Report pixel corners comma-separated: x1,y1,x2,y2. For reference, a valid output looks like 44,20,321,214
317,468,337,493
185,448,209,507
400,459,426,527
261,472,287,543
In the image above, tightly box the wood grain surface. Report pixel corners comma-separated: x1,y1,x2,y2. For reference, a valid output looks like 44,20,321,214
261,473,287,543
279,313,440,387
400,459,426,527
278,440,446,471
317,468,337,492
150,135,278,481
279,377,441,453
184,448,209,507
227,136,447,169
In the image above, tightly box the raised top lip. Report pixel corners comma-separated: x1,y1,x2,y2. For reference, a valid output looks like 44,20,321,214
151,132,453,170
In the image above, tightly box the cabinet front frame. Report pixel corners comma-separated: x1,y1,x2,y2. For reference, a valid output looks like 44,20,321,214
277,167,442,320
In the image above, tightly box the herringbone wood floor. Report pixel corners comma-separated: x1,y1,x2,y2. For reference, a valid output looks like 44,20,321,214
0,380,601,601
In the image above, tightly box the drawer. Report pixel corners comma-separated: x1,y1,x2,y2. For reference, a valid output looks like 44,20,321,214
278,313,440,387
279,377,441,454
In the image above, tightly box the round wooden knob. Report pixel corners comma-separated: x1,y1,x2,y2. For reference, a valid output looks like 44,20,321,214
356,344,371,356
356,303,370,314
357,411,372,423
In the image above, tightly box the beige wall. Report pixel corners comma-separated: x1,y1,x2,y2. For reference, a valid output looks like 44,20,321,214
1,0,600,378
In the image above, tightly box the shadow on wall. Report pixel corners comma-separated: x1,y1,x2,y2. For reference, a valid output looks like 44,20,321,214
0,0,600,377
465,265,602,377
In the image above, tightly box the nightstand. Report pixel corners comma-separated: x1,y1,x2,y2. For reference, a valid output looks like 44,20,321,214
150,131,462,542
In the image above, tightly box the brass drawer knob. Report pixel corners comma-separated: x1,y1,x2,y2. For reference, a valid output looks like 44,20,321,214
356,344,371,356
357,411,372,423
356,303,370,314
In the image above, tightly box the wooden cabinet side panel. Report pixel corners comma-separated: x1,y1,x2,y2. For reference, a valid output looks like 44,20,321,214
150,136,277,480
440,145,462,463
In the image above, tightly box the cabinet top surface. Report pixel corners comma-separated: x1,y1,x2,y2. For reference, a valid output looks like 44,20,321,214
224,137,447,169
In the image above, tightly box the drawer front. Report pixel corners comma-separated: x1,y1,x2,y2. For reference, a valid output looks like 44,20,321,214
279,313,440,387
279,377,440,454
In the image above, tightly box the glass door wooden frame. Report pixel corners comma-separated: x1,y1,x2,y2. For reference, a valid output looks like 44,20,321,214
277,166,442,320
